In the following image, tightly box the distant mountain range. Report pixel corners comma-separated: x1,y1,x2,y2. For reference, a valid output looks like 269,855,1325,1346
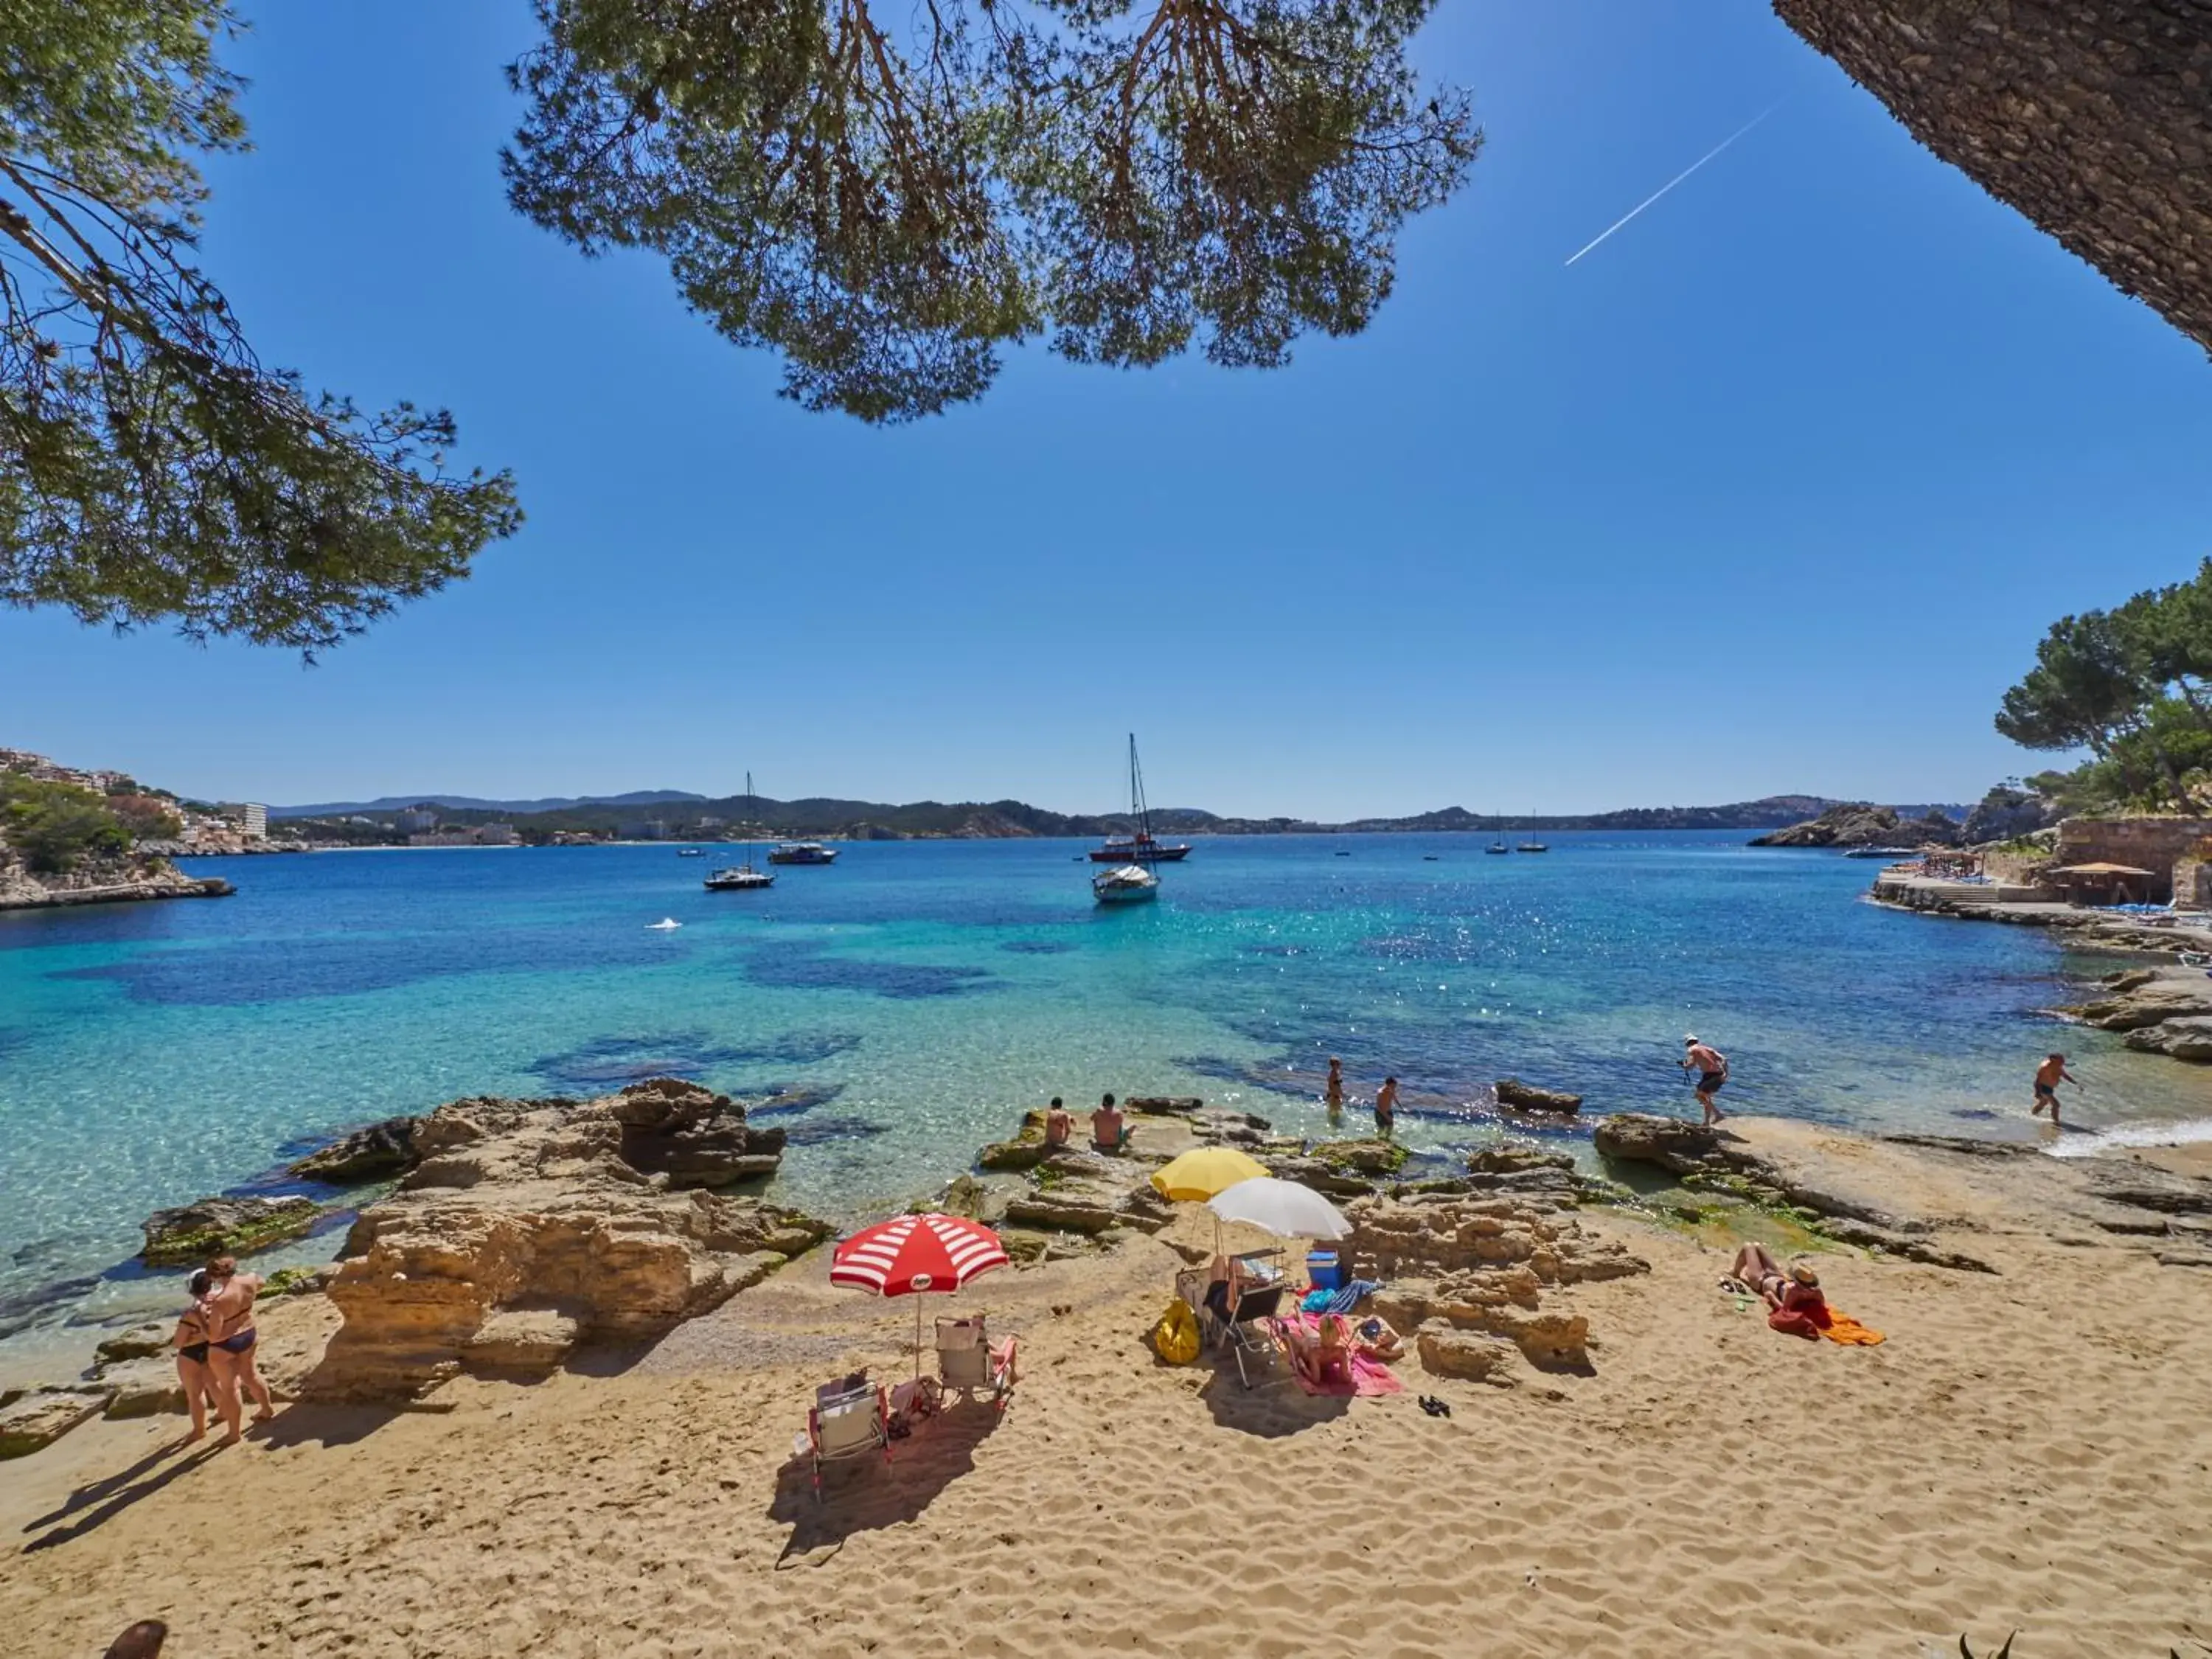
271,790,1969,838
272,790,708,818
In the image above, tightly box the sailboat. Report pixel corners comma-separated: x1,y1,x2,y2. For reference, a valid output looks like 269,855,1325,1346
704,773,776,891
1093,735,1163,905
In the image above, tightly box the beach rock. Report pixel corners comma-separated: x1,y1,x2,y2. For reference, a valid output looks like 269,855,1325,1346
978,1138,1049,1172
1001,1190,1124,1235
607,1078,787,1186
98,1358,186,1419
2124,1017,2212,1062
1749,804,1961,849
1267,1157,1383,1199
140,1195,321,1267
462,1309,581,1376
978,1109,1050,1171
1493,1079,1582,1115
94,1322,171,1365
1468,1143,1576,1176
1591,1114,1721,1175
1413,1322,1516,1385
301,1082,830,1402
289,1116,424,1183
0,1388,110,1458
2067,977,2212,1032
1126,1096,1204,1113
1961,785,2060,844
1310,1138,1409,1176
939,1173,1016,1225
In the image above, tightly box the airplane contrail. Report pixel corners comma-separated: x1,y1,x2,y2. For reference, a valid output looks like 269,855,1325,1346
1564,101,1784,268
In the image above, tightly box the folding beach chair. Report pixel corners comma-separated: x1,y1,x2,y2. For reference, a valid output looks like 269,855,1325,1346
936,1315,1018,1410
803,1377,891,1498
1180,1251,1288,1388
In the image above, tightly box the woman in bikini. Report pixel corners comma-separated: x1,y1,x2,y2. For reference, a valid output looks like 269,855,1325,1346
172,1269,233,1445
203,1255,276,1437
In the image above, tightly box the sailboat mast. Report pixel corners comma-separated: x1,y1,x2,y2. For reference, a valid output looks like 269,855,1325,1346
1128,733,1152,841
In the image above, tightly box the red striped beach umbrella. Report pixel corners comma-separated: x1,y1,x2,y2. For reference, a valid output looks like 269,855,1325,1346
830,1213,1010,1377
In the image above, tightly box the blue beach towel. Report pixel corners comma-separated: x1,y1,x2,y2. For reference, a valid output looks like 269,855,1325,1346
1302,1279,1382,1315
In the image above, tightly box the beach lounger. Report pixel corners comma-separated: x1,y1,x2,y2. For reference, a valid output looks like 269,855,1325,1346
803,1377,891,1498
936,1315,1018,1409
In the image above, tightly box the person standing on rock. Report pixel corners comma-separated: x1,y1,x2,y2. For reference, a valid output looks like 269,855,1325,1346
1374,1077,1399,1137
173,1268,232,1446
1682,1036,1728,1125
2032,1052,2081,1124
204,1255,276,1438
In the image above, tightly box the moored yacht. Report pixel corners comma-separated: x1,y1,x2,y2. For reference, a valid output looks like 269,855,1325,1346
706,773,775,892
768,841,839,866
1091,863,1160,905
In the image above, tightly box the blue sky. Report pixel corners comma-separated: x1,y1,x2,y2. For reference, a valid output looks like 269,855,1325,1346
4,1,2209,818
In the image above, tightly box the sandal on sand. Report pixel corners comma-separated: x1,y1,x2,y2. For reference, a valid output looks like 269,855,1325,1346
1718,1277,1752,1297
1418,1395,1452,1419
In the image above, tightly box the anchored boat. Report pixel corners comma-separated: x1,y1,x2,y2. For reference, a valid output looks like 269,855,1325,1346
1094,735,1169,905
768,841,840,866
706,773,776,892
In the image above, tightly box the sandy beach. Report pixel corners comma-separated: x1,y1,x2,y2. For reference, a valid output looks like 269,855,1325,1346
4,1119,2211,1658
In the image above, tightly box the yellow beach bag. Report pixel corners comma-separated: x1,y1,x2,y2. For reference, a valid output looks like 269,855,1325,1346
1153,1297,1201,1365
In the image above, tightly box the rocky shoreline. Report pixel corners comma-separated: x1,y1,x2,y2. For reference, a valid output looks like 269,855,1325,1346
0,853,233,911
14,1062,2212,1464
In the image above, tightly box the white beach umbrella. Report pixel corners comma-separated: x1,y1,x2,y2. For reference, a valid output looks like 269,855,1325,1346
1205,1177,1352,1239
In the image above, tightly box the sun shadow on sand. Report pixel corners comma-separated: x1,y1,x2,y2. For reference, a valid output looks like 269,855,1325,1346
21,1441,224,1551
767,1399,1005,1563
256,1402,406,1450
1197,1368,1351,1437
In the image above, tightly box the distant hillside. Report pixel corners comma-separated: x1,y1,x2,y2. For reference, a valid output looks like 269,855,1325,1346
272,790,708,818
271,789,1967,842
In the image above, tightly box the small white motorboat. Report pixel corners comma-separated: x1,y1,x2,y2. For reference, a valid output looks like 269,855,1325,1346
1092,863,1160,905
647,917,683,931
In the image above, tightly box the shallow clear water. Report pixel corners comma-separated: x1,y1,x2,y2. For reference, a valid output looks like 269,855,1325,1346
3,831,2205,1380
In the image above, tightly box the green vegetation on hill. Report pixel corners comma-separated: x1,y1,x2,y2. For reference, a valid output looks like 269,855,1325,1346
1998,558,2212,813
0,776,135,873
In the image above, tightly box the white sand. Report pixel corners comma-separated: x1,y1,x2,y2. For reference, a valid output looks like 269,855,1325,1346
6,1130,2212,1657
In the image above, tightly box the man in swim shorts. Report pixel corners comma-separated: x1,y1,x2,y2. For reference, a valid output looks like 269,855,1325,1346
1683,1035,1728,1126
2032,1052,2080,1125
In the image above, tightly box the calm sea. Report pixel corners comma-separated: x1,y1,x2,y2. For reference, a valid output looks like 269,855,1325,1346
3,831,2205,1380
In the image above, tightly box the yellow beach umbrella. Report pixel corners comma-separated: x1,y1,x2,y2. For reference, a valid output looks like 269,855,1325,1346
1150,1146,1268,1203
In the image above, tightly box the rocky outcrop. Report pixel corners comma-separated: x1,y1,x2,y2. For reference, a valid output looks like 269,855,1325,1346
1413,1324,1517,1385
1961,786,2061,845
302,1081,827,1402
1750,804,1961,849
2124,1017,2212,1062
1493,1079,1582,1115
2068,971,2212,1035
1773,0,2212,358
0,1388,109,1458
1593,1113,1997,1272
0,850,234,911
1348,1193,1647,1376
1468,1142,1576,1176
1591,1114,1722,1175
289,1116,424,1183
608,1076,786,1185
140,1195,321,1266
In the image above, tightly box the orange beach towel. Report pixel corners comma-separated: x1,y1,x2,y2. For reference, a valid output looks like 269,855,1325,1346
1819,1310,1885,1346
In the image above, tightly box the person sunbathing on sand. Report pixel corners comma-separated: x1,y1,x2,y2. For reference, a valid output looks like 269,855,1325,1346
1282,1313,1355,1385
1729,1242,1825,1318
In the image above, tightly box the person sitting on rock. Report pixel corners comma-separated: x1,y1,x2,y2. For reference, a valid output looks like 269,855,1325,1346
1043,1097,1074,1148
1091,1093,1127,1152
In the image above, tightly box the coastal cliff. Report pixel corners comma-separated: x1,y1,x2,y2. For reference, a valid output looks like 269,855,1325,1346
1750,803,1963,849
0,851,232,911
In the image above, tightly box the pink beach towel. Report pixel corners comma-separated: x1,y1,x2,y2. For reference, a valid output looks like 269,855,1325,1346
1277,1314,1405,1398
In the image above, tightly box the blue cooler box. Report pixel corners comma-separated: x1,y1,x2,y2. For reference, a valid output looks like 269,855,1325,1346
1306,1251,1343,1291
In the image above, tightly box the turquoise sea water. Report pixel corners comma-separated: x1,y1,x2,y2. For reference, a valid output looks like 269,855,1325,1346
4,832,2208,1381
